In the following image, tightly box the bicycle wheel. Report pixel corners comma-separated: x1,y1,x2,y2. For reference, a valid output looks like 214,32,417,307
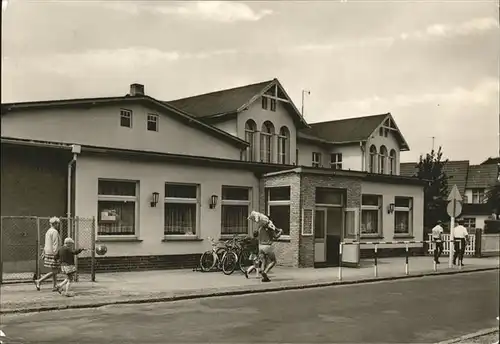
215,247,227,271
200,251,216,272
221,250,238,275
238,248,253,273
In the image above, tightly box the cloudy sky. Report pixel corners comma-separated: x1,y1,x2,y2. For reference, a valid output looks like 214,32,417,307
1,0,499,164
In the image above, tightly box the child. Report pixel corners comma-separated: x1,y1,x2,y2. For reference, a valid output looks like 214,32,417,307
244,230,260,279
54,237,85,297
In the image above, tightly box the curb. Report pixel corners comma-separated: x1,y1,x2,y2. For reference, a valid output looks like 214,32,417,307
436,327,499,344
1,266,498,315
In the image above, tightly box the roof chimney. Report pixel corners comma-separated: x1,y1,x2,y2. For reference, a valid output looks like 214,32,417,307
130,83,145,96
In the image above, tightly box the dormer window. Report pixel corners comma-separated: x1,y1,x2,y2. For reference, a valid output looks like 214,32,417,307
260,121,274,163
120,109,132,128
330,153,342,170
369,145,377,173
270,99,277,112
262,97,268,110
147,114,159,132
379,146,388,174
244,120,257,161
389,149,397,175
278,126,290,164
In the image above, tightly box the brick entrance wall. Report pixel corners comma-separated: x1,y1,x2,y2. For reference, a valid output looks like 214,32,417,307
300,174,362,268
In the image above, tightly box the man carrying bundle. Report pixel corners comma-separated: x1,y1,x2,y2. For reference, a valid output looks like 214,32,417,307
247,211,283,282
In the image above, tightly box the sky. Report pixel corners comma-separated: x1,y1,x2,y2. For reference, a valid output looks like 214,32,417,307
1,0,499,164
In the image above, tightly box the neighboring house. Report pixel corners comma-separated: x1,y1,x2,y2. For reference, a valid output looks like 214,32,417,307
1,79,425,271
400,160,499,231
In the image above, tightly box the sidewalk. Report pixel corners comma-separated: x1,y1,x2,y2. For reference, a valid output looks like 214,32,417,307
1,256,498,314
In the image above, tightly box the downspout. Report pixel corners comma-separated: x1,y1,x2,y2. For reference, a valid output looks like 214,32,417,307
67,145,81,219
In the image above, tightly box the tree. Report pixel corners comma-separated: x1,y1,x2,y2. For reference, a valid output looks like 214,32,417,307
413,146,450,231
486,180,500,217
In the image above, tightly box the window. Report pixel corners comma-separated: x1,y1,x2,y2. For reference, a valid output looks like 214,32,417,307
164,184,199,235
330,153,342,170
147,114,158,132
315,188,343,206
221,187,251,235
278,126,289,164
471,189,485,204
312,152,322,167
462,217,476,229
389,149,397,175
361,194,382,236
97,180,138,236
270,99,277,112
379,146,388,174
244,120,256,162
296,149,299,165
120,109,132,128
394,197,413,235
262,97,268,110
369,145,377,173
266,186,291,236
260,121,274,163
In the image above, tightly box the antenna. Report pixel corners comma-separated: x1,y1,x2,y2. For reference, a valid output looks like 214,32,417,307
431,136,435,152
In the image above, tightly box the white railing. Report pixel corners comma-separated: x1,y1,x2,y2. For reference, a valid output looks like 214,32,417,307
427,234,475,256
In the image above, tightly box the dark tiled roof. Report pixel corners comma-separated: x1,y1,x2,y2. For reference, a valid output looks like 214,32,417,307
481,157,500,165
165,80,274,118
400,160,470,195
299,113,389,144
466,164,498,188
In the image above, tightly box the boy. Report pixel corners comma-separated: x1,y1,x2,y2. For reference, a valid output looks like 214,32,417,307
244,230,261,279
54,237,85,297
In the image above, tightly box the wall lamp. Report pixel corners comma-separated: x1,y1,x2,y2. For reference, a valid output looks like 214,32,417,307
387,203,395,214
209,195,219,209
150,192,160,207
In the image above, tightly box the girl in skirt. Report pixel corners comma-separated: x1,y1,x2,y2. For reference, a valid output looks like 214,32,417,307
54,237,85,297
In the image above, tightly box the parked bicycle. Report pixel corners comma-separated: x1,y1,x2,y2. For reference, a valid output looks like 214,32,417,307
199,237,238,275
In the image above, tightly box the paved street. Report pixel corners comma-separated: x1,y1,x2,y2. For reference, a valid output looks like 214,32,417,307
1,270,498,344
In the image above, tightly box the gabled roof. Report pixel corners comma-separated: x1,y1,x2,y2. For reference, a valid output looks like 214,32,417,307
400,160,498,195
481,157,500,165
1,95,249,149
165,78,309,128
298,112,410,150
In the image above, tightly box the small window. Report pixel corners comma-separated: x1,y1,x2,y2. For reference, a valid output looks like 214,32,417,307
262,97,268,110
270,99,277,112
330,153,342,170
395,197,411,208
268,187,290,201
98,180,136,196
316,188,343,205
147,114,158,132
120,109,132,128
312,152,322,167
222,187,250,201
362,195,380,206
165,184,197,199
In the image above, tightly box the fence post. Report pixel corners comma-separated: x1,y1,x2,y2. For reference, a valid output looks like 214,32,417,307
91,216,96,282
374,244,378,277
405,243,409,275
0,217,3,284
474,229,482,257
338,242,343,281
74,217,79,283
459,240,463,270
36,217,41,280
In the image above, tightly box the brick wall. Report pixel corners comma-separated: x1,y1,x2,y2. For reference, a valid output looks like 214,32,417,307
259,171,300,267
300,174,362,267
78,254,201,272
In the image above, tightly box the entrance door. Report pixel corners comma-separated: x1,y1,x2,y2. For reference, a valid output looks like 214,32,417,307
325,208,343,265
314,208,327,263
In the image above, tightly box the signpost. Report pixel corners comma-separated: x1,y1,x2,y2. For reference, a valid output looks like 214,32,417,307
447,184,463,268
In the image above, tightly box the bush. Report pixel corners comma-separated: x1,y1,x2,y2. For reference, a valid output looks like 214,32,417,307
484,220,500,234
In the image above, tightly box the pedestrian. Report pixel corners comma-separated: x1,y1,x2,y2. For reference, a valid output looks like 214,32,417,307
247,211,283,283
431,220,444,264
452,219,469,266
55,237,85,297
244,230,261,279
34,217,61,291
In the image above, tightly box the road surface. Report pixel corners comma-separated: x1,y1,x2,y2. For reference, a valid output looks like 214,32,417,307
1,271,499,343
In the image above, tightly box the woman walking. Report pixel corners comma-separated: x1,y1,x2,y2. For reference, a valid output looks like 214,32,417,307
34,217,61,291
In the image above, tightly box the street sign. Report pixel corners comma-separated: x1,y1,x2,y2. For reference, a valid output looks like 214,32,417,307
447,184,463,202
447,201,462,217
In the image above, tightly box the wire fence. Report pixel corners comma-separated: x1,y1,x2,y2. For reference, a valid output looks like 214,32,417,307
0,216,96,284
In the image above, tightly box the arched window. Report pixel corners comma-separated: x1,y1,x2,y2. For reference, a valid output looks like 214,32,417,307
389,149,397,175
278,126,290,164
369,145,377,173
244,120,256,161
379,146,388,174
260,121,275,163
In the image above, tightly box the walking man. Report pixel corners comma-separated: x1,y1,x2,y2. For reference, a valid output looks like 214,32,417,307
452,219,469,266
34,217,61,291
247,211,282,283
431,220,444,264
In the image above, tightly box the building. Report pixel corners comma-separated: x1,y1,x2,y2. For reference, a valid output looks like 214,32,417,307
1,79,425,271
400,160,499,230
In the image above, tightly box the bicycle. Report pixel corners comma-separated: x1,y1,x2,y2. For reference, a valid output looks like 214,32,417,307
218,235,244,275
199,237,238,275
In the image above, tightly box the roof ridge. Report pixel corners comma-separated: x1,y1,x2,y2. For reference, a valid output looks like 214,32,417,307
307,112,389,126
166,78,275,103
